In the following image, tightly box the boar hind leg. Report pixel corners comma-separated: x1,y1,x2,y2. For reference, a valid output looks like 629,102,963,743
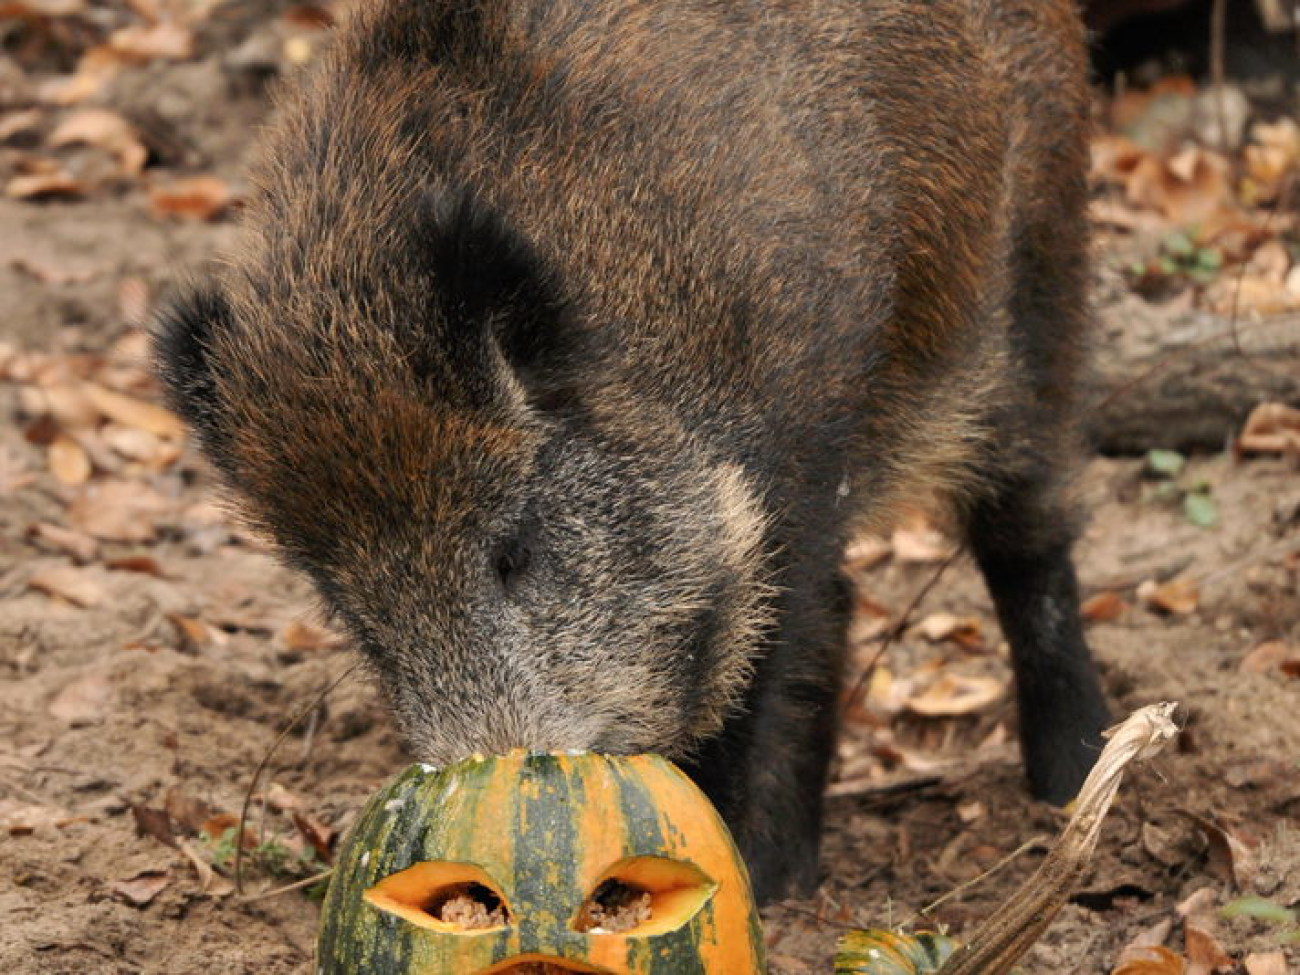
965,464,1110,805
968,64,1110,801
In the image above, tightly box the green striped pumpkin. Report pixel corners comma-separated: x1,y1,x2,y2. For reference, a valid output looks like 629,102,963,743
318,751,765,974
835,929,957,975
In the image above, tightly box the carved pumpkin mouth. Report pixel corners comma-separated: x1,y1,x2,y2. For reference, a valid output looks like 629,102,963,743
479,957,615,974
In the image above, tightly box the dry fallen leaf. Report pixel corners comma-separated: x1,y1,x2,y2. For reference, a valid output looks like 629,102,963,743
1182,815,1259,890
280,618,346,651
1138,577,1199,616
1247,240,1292,283
104,554,164,576
291,810,335,863
1240,641,1299,675
107,22,195,60
0,0,86,16
0,799,75,835
843,534,892,572
1176,888,1234,975
109,870,170,907
176,837,234,896
149,175,234,221
1238,402,1300,455
48,433,92,485
1122,919,1178,954
905,673,1004,717
25,383,100,429
264,782,303,813
35,49,123,106
6,170,83,199
1177,887,1220,920
956,799,985,823
66,430,119,477
864,665,913,717
26,522,100,562
0,108,44,144
28,564,108,607
1113,945,1188,975
166,614,218,653
914,612,983,648
48,108,148,176
99,423,158,463
201,812,256,851
162,786,217,834
283,35,315,64
81,382,185,439
67,479,173,543
1242,952,1288,975
1183,919,1233,975
130,803,178,848
47,669,114,725
891,518,954,564
1203,273,1300,317
283,3,336,28
1125,147,1234,225
1244,118,1300,201
1082,590,1127,623
106,423,170,464
1091,133,1149,183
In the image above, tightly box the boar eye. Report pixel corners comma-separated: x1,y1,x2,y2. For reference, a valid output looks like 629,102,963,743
493,537,532,592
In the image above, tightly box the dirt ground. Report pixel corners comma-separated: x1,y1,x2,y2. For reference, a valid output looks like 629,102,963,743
1,5,1298,974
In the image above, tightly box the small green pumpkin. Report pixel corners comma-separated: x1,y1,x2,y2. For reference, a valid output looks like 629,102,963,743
834,929,957,975
318,751,765,974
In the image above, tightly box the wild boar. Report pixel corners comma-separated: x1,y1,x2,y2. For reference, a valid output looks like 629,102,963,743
155,0,1110,902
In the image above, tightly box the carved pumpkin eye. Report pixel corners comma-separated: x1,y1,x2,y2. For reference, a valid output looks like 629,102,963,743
364,861,510,932
571,856,716,936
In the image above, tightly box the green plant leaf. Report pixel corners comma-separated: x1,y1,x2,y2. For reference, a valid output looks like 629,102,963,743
1195,247,1223,271
1162,230,1195,257
1183,491,1218,528
1146,449,1186,478
1220,896,1297,925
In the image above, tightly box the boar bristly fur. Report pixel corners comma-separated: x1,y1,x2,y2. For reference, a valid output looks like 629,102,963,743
156,0,1110,902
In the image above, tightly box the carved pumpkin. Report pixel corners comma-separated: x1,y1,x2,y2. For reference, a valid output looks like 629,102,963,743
317,751,765,974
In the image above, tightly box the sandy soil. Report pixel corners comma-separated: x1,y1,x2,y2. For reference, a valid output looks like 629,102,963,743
1,5,1297,974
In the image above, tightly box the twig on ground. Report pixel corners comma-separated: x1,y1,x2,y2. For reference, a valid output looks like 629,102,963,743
234,663,360,894
239,868,334,904
839,552,959,719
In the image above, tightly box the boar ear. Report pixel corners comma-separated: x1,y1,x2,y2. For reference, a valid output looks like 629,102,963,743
420,189,579,404
152,284,236,458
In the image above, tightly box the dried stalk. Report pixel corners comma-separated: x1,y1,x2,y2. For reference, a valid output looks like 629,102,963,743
935,702,1180,975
